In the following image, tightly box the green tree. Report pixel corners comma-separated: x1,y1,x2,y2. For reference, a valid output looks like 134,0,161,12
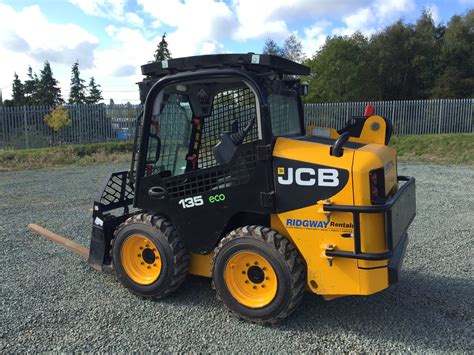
304,33,375,102
432,10,474,98
263,38,283,56
368,20,419,100
154,33,172,61
37,61,63,106
24,66,40,105
282,34,305,63
86,77,103,104
411,9,443,98
12,73,25,106
69,61,87,104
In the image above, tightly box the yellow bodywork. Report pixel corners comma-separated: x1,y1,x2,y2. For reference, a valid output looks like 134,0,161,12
307,115,389,145
189,115,398,299
271,115,397,298
189,253,213,277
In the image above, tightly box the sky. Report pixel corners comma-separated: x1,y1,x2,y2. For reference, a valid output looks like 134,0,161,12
0,0,472,104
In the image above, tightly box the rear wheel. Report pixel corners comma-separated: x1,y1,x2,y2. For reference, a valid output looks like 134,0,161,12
112,213,189,299
212,225,306,324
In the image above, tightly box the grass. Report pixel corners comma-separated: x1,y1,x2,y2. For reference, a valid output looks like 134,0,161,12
0,141,133,172
0,133,472,172
390,133,473,165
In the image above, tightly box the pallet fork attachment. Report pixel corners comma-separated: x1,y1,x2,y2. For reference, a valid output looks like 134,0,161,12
27,224,89,259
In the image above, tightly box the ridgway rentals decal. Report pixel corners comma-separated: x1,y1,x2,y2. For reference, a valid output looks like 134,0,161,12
286,218,354,232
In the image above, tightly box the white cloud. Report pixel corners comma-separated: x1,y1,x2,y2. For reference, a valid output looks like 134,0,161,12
105,25,119,37
301,21,331,57
151,19,162,29
232,0,288,40
69,0,126,19
374,0,416,23
69,0,125,18
331,0,415,38
124,12,145,28
232,0,373,41
138,0,236,57
200,40,226,54
89,26,160,102
69,0,144,27
0,4,99,99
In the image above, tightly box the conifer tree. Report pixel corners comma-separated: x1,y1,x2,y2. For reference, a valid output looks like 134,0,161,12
24,66,40,105
38,61,63,106
12,73,25,106
154,33,172,61
85,77,103,104
69,61,86,104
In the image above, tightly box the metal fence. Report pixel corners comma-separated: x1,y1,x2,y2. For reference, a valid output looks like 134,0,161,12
0,99,472,149
0,104,141,149
305,99,473,135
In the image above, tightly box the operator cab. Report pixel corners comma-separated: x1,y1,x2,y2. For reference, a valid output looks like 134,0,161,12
131,54,309,253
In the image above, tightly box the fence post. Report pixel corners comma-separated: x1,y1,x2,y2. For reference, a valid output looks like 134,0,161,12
468,99,474,133
23,105,29,149
437,99,444,134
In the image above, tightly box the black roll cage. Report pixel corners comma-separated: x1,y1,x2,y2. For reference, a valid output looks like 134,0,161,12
133,68,305,204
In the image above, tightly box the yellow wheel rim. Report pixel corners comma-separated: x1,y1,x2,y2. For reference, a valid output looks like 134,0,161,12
120,234,162,285
224,251,278,308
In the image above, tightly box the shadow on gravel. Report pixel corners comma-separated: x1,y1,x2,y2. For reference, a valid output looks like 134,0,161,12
163,272,472,352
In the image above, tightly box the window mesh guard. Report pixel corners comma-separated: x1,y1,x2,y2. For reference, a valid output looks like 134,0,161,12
163,88,260,199
198,88,259,169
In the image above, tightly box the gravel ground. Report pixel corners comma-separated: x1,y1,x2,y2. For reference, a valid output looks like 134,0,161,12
0,163,473,352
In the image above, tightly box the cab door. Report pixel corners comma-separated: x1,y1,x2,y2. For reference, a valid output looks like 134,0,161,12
135,78,273,254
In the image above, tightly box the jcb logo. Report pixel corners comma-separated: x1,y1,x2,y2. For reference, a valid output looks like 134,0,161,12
277,167,339,187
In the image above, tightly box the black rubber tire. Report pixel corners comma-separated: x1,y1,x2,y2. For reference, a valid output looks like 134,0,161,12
112,213,189,299
212,225,306,324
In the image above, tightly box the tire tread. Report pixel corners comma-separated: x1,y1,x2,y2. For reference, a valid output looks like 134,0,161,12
112,212,189,299
211,225,306,324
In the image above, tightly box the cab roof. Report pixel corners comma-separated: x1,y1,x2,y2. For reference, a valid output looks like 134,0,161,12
141,53,310,78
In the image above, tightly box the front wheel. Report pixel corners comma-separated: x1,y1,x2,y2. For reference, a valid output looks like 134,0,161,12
112,213,189,299
212,226,306,324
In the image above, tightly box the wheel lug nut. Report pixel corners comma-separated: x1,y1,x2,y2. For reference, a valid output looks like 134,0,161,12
253,285,257,289
262,284,265,288
246,263,250,267
265,277,269,280
254,261,258,265
245,280,249,284
146,244,150,248
153,264,157,267
139,247,143,250
242,271,246,274
138,254,141,257
141,262,144,265
147,266,151,269
262,267,266,271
